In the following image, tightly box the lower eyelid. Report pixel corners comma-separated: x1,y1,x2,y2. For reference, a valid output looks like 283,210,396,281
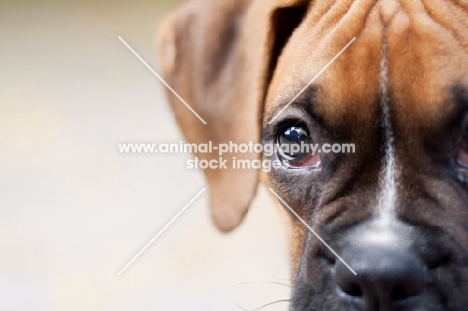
457,148,468,168
280,153,321,169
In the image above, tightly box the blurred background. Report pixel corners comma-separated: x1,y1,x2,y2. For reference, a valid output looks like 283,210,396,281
0,0,290,310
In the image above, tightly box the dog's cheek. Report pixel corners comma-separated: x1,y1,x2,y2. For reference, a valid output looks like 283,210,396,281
291,242,344,311
290,221,307,277
262,169,308,276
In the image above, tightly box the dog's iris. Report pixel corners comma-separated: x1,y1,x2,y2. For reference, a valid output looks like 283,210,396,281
277,126,320,168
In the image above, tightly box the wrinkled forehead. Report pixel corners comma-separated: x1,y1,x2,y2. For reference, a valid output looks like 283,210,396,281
265,0,468,129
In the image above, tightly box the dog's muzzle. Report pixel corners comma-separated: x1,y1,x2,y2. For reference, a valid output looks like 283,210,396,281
335,236,425,309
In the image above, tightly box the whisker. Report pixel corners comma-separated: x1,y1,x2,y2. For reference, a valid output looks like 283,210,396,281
227,280,292,289
235,299,291,311
234,303,249,310
267,278,294,283
251,299,291,311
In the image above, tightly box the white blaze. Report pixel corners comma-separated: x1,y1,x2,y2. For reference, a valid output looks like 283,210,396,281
377,41,397,222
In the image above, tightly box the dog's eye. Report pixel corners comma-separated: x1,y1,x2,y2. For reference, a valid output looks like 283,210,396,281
277,126,320,168
457,129,468,168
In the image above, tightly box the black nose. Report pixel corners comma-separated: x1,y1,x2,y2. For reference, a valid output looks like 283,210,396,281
335,244,425,308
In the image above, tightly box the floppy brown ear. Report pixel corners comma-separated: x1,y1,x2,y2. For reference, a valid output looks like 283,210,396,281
157,0,308,232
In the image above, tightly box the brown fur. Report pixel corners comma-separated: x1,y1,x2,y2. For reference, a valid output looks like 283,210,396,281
158,1,468,309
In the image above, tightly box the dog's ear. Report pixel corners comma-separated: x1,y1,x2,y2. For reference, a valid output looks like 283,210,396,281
157,0,307,232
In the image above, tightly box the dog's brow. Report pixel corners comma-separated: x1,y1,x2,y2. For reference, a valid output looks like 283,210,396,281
266,85,319,124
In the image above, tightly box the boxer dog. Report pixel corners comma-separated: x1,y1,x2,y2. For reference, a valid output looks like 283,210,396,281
157,0,468,310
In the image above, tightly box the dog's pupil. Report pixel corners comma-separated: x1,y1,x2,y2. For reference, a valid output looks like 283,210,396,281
279,126,310,157
284,127,307,141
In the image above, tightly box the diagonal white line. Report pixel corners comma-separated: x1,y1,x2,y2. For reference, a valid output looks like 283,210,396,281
117,188,206,276
268,188,357,275
268,37,356,125
118,36,207,125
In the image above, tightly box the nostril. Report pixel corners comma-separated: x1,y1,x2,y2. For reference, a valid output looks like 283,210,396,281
390,284,411,301
427,252,452,269
335,244,426,306
389,277,425,301
340,281,363,297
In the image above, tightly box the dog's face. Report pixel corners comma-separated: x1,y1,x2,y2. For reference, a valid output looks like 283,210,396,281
263,2,468,309
158,0,468,310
